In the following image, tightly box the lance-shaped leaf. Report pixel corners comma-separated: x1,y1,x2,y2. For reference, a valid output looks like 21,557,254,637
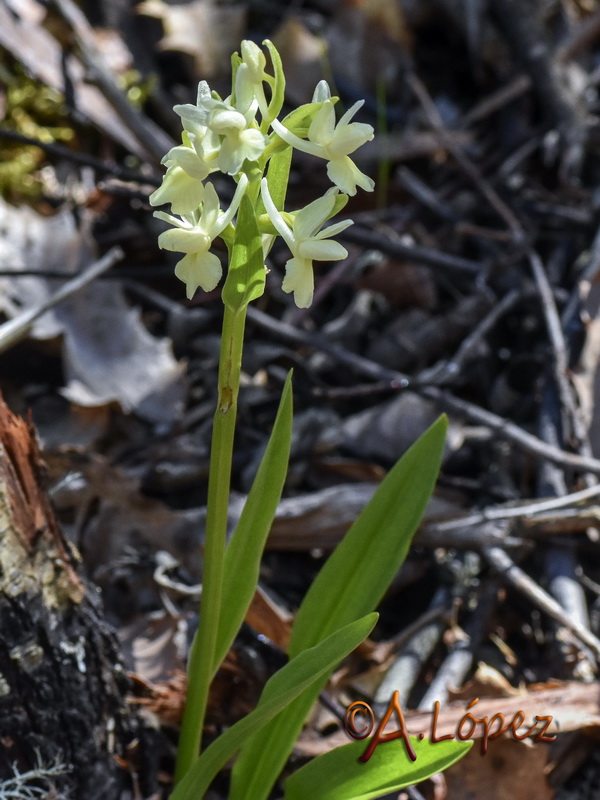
230,416,448,799
284,737,473,800
169,613,378,800
212,372,293,671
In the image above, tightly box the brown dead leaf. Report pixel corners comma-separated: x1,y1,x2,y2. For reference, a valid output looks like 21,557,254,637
355,260,438,310
266,482,460,551
119,612,187,684
129,669,187,728
245,585,292,652
138,0,246,79
295,681,600,758
0,199,186,424
316,457,386,483
448,662,524,702
327,0,411,97
444,739,554,800
50,453,203,580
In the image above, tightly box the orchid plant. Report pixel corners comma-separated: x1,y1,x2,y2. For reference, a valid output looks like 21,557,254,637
151,39,471,800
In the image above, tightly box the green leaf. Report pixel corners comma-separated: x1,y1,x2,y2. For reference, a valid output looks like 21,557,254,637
291,415,447,656
230,416,448,799
222,192,265,311
230,678,328,800
284,737,473,800
212,372,293,671
169,613,378,800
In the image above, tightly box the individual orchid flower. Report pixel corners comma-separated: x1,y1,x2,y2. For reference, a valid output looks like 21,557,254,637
235,40,269,118
261,178,353,308
150,131,219,214
174,82,266,176
271,94,375,196
155,176,248,299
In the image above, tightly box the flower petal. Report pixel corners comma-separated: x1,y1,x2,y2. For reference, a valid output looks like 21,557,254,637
338,100,364,128
238,128,267,162
314,218,353,239
235,64,256,114
215,174,249,233
150,167,205,214
327,121,374,158
153,208,185,227
165,145,211,181
308,100,336,145
200,182,221,233
210,106,247,133
240,40,266,79
174,103,211,132
175,251,222,298
293,190,337,240
312,80,332,103
298,238,347,261
281,256,314,308
217,137,243,175
197,80,211,104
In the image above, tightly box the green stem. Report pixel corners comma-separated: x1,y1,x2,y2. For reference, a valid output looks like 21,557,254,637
174,302,247,783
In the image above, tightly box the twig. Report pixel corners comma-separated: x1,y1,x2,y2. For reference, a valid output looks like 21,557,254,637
462,74,532,126
51,0,174,164
407,72,524,239
537,376,595,678
337,226,482,277
0,128,161,185
418,288,518,384
246,305,600,476
483,546,600,661
557,6,600,63
374,586,453,710
489,0,588,181
425,480,600,534
420,385,600,477
396,166,459,222
0,246,123,353
529,249,585,446
418,581,500,709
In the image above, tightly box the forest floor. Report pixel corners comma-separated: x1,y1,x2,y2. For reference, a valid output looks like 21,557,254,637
2,0,600,798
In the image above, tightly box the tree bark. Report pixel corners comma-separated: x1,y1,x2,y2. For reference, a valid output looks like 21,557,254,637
0,398,148,799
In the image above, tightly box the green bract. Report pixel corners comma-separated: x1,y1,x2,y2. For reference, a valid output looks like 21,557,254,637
152,38,470,800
